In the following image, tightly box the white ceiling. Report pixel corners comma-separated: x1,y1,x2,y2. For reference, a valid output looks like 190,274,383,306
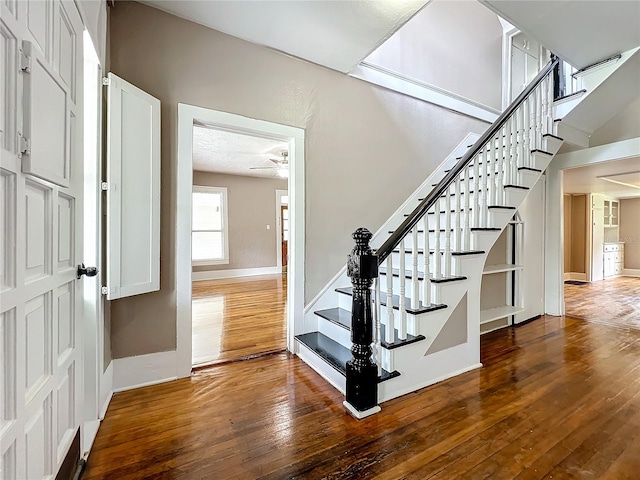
481,1,640,69
139,0,428,73
192,125,289,179
563,157,640,199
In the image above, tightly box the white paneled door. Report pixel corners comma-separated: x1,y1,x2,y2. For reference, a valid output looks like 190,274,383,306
1,0,84,478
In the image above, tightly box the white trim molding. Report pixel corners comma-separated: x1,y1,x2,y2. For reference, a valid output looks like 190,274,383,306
351,62,499,123
176,104,305,378
112,351,178,392
622,269,640,277
192,266,281,281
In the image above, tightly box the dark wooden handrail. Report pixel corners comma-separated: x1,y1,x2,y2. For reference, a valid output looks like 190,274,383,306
376,57,559,264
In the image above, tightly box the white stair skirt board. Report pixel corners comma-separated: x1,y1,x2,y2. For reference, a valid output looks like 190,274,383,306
192,266,281,281
112,351,178,392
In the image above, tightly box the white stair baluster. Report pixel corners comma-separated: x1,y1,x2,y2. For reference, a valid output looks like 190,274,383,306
444,184,452,278
463,165,471,251
528,94,536,166
516,104,524,171
434,198,442,278
493,132,501,207
454,176,461,254
522,98,530,169
385,256,395,344
422,214,431,306
546,74,554,133
536,86,542,151
411,226,419,310
510,117,518,186
498,126,506,204
374,277,382,376
480,145,489,227
472,154,481,228
398,240,407,340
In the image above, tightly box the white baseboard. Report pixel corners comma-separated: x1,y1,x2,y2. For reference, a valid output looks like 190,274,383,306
112,350,178,392
99,361,113,419
192,266,281,281
82,420,101,457
622,268,640,277
566,272,587,281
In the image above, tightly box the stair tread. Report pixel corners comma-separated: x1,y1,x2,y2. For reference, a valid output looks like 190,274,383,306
379,267,467,284
314,307,351,329
389,247,485,256
336,286,448,314
295,332,400,382
313,308,426,350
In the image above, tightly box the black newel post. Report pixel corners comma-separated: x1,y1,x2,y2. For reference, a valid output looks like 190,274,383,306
551,53,565,100
344,228,381,418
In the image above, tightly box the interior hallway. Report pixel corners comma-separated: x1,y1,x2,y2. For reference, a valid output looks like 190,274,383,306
191,274,287,366
84,315,640,479
564,276,640,330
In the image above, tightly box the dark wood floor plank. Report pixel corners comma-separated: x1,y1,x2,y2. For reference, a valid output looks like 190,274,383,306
84,314,640,480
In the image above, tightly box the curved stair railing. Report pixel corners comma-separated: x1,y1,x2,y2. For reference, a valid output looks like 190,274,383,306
344,56,560,418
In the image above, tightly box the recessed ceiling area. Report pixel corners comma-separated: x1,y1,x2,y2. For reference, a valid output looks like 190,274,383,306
192,125,289,179
563,157,640,198
481,0,640,69
139,0,428,73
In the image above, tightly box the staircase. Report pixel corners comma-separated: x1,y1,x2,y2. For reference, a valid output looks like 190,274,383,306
295,57,565,418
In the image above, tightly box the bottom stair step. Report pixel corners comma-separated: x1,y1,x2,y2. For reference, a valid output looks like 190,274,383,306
314,307,426,350
296,332,400,383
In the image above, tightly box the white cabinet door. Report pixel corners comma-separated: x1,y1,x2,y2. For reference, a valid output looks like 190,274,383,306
1,1,84,478
105,73,160,300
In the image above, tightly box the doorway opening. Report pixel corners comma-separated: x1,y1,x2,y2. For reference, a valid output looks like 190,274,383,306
559,159,640,329
175,105,305,376
189,126,289,366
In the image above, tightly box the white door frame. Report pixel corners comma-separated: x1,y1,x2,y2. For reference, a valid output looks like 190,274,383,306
176,104,305,377
81,29,106,456
544,137,640,315
275,189,288,271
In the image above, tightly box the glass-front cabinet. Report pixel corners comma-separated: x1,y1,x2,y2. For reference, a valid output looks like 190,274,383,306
604,199,619,227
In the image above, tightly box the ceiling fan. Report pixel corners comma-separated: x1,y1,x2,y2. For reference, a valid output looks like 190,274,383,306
250,151,289,177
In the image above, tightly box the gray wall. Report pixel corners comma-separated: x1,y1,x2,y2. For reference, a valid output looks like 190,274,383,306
108,1,490,358
192,172,287,272
620,198,640,269
364,0,503,110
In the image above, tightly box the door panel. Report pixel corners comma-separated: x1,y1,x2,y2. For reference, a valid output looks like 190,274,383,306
1,1,84,478
106,72,161,299
22,40,71,187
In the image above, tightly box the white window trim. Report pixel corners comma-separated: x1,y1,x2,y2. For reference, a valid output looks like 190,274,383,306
192,185,229,266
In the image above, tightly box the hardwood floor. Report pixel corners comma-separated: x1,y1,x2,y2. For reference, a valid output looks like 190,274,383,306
191,274,287,366
564,276,640,330
85,315,640,479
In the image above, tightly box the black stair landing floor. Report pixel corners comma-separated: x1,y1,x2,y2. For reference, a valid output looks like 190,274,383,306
295,332,400,383
335,286,447,315
313,307,426,350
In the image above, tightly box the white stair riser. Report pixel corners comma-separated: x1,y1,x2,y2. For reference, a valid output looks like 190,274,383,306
317,317,352,349
296,340,346,394
504,187,529,207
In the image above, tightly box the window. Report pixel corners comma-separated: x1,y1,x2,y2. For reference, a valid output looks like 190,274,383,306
192,186,228,265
